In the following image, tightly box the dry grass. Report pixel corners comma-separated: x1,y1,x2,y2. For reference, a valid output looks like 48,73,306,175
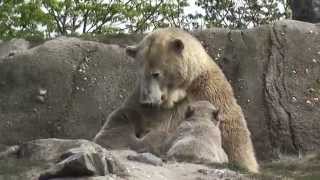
255,152,320,180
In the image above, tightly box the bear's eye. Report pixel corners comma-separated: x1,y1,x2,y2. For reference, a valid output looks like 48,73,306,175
151,72,160,79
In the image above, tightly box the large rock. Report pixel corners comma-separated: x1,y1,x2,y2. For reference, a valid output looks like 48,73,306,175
0,138,246,180
0,139,127,180
0,37,138,145
0,20,319,161
0,39,30,59
38,142,128,180
194,20,320,159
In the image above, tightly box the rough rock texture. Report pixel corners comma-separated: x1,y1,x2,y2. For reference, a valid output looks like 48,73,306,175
0,37,138,146
0,20,319,161
0,138,246,180
0,39,30,59
194,20,320,160
38,142,128,180
0,139,127,180
127,152,163,166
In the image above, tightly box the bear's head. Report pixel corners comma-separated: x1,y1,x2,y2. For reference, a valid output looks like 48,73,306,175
126,28,208,108
185,101,220,125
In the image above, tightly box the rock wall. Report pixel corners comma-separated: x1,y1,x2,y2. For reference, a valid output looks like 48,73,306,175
291,0,320,23
0,20,319,160
195,20,320,159
0,37,138,145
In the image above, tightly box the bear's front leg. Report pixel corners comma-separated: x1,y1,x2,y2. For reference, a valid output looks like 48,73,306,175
93,107,168,154
220,107,259,173
136,129,169,156
93,108,142,150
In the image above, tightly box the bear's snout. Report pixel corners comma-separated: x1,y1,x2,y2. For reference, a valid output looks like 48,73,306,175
139,90,163,107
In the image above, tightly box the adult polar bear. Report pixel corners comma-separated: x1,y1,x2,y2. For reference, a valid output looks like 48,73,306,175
94,28,259,173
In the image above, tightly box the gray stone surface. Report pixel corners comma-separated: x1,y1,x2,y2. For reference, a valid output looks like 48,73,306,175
50,177,115,180
127,152,163,166
194,20,320,159
38,143,127,180
0,37,138,146
0,139,127,180
0,39,30,59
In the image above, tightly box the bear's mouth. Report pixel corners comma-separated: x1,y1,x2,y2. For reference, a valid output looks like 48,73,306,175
160,97,187,109
140,102,161,108
139,89,187,109
139,99,173,109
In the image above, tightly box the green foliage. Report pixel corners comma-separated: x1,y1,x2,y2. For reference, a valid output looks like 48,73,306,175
194,0,291,29
122,0,189,33
0,0,292,39
0,0,189,39
0,0,46,39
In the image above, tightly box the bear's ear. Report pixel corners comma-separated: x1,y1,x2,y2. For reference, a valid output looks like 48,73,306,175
126,45,138,58
170,39,184,54
185,105,195,119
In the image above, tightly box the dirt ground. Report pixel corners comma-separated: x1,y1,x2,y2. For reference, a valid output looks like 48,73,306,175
252,152,320,180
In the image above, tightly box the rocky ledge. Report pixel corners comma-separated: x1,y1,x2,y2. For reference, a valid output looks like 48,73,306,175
0,139,246,180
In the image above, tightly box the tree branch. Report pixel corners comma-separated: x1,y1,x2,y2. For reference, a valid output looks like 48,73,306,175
134,0,164,33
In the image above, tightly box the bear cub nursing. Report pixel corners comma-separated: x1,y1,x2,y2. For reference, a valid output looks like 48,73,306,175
166,101,228,164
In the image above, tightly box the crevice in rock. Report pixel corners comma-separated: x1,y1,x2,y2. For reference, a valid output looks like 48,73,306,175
222,30,241,83
264,24,299,157
263,29,277,159
239,31,248,49
264,23,298,155
227,30,233,43
272,24,299,154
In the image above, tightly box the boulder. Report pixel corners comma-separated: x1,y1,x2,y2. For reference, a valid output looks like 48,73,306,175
0,39,30,59
0,138,246,180
0,139,127,180
38,142,128,180
0,37,138,146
